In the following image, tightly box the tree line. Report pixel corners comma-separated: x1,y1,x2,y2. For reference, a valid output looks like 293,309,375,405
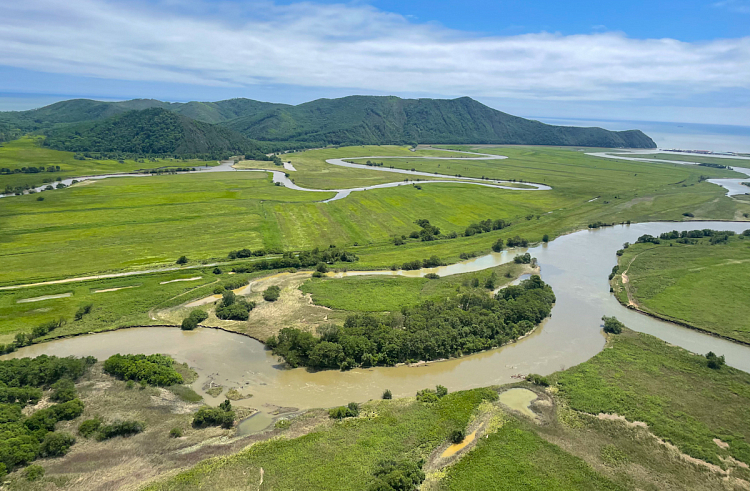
267,275,555,370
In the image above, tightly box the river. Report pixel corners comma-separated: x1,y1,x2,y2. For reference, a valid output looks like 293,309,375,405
6,221,749,430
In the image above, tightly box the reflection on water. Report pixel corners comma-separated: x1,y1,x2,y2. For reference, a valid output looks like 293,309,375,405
5,221,750,420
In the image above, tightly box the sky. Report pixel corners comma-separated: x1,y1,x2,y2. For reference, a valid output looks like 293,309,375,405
0,0,749,126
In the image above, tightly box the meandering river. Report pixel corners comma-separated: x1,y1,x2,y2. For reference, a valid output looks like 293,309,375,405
6,221,749,427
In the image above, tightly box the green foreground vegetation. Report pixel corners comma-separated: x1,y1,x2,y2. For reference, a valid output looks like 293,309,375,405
613,231,750,343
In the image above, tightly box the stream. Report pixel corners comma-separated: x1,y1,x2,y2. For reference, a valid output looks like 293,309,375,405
6,221,750,433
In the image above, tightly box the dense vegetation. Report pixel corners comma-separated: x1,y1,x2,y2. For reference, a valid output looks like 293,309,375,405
192,400,235,429
103,354,183,386
268,275,554,370
42,108,269,160
181,309,208,330
214,291,255,320
229,247,358,274
0,355,94,473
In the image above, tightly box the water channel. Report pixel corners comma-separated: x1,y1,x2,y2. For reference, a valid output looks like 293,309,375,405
6,221,750,432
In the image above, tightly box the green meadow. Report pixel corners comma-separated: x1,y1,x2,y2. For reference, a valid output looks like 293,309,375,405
615,235,750,343
0,137,216,191
1,144,746,286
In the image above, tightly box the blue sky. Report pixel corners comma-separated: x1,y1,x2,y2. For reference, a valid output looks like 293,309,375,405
0,0,748,125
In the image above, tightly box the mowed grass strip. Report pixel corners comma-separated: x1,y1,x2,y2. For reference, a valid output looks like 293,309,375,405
553,329,750,469
618,236,750,343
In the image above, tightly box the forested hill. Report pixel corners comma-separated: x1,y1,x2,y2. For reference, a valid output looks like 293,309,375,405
1,95,656,149
42,108,265,158
221,96,657,148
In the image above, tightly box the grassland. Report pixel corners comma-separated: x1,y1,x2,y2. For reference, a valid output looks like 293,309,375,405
611,152,750,168
613,235,750,343
301,262,532,312
553,329,750,472
2,144,746,287
0,137,216,191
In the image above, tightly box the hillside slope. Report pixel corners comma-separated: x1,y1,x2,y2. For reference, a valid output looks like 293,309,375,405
42,108,262,157
223,96,656,148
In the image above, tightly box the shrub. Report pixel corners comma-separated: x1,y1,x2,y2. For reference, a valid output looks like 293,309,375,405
213,267,222,274
424,273,440,279
181,309,208,330
450,429,465,444
176,255,188,264
514,253,532,264
78,418,102,438
506,236,529,247
312,271,323,278
542,234,550,243
526,374,549,386
50,378,76,402
40,432,76,457
491,238,504,252
368,460,425,491
316,263,329,273
215,291,255,321
382,389,392,400
602,316,624,334
74,303,93,321
706,351,726,370
263,286,281,302
329,402,359,419
25,464,45,481
192,407,235,429
103,354,183,386
97,420,145,440
169,427,183,438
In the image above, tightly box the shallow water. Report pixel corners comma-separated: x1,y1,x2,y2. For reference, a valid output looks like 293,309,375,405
6,221,750,430
498,388,538,419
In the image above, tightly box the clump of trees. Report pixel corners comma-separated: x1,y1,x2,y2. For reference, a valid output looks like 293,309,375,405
193,399,235,429
588,221,614,229
329,402,359,419
268,276,554,370
525,374,549,386
514,253,532,264
491,239,504,252
602,316,624,334
412,219,441,241
213,276,249,294
181,309,208,330
229,247,358,274
215,291,255,321
367,460,425,491
506,236,529,248
416,385,448,403
705,352,726,370
97,420,145,440
0,355,95,474
398,256,444,271
658,229,736,245
103,354,183,386
0,318,68,354
465,218,510,237
263,286,281,302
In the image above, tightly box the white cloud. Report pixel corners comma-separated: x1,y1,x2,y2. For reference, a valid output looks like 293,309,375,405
713,0,750,14
0,0,748,103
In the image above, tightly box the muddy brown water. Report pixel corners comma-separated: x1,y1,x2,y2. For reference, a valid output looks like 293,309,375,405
6,221,750,432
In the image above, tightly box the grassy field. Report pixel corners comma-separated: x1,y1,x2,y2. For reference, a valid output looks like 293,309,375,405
301,262,531,312
2,143,746,286
440,420,623,491
613,235,750,343
612,152,750,168
553,329,750,471
0,137,216,191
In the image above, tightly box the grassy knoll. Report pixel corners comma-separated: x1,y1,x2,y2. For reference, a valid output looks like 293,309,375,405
553,329,750,471
301,262,531,312
440,420,623,491
613,235,750,343
0,137,215,191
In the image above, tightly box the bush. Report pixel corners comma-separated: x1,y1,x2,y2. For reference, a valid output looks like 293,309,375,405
316,262,329,273
74,303,93,321
192,407,235,429
176,255,188,264
526,374,549,386
491,238,504,252
424,273,440,279
506,236,529,248
50,378,76,402
514,253,532,264
40,432,76,457
103,354,183,386
705,351,726,370
329,402,359,419
263,286,281,302
181,309,208,330
542,234,550,243
169,427,183,438
215,291,255,321
416,386,448,404
602,316,624,334
25,464,45,481
382,389,392,400
368,460,425,491
312,271,323,278
450,429,465,444
97,420,145,440
78,418,102,438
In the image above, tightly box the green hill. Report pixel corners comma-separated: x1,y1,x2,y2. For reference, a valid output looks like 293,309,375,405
1,95,656,149
222,96,656,148
42,107,263,157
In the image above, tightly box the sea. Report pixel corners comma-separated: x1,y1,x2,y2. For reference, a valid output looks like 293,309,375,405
537,117,750,154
